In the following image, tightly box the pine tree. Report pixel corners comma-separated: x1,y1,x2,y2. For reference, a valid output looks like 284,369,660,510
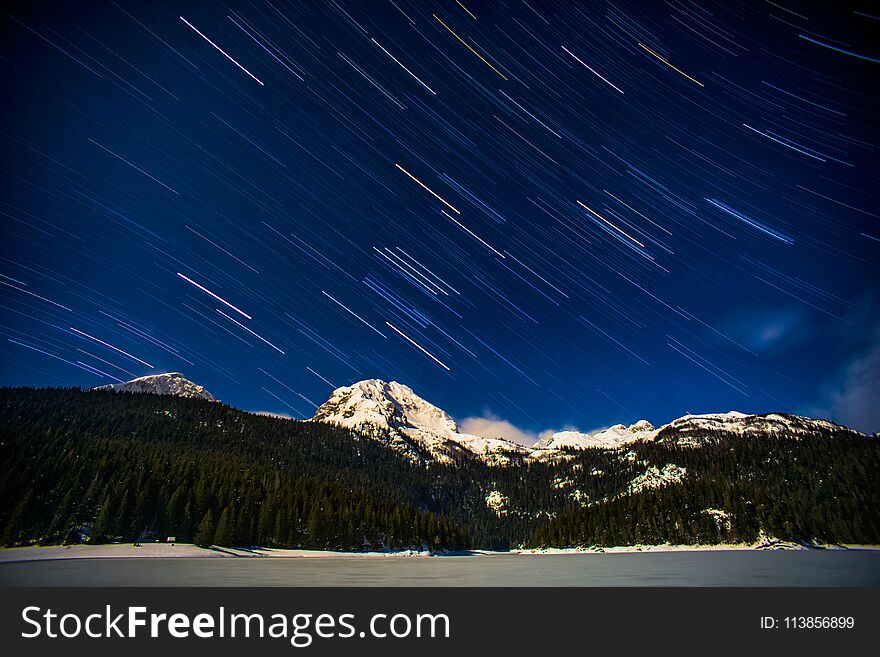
1,490,33,546
213,507,233,547
194,509,215,547
91,494,117,544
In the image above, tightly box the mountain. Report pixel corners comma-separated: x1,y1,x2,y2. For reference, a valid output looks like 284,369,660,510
96,374,869,468
1,386,878,551
94,372,216,401
311,379,866,466
311,379,529,465
657,411,843,443
0,387,470,551
533,420,657,452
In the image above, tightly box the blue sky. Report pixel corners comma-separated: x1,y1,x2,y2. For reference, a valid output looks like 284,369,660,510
1,1,878,435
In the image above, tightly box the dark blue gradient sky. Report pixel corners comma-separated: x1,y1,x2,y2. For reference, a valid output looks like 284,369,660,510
1,1,878,436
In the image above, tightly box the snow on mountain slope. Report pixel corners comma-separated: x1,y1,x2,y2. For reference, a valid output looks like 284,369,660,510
534,420,657,451
627,463,687,494
94,373,216,401
311,379,865,464
311,379,530,465
95,373,863,466
529,411,865,459
655,411,858,447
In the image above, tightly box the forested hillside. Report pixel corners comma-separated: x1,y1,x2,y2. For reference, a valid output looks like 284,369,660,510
532,425,880,547
0,387,576,549
1,388,878,550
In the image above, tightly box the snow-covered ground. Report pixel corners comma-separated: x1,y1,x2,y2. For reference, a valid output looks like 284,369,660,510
0,544,438,562
0,543,221,562
3,542,875,563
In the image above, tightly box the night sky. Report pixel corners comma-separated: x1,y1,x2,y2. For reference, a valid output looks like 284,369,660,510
1,1,878,439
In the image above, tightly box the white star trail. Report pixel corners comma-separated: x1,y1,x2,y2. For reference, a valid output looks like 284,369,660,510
68,327,155,368
216,309,285,354
176,272,253,320
179,16,264,85
385,321,450,371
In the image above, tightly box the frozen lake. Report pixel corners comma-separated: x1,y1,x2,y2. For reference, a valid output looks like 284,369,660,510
2,549,879,586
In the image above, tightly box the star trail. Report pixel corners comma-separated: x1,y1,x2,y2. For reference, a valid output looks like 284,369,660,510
1,1,878,435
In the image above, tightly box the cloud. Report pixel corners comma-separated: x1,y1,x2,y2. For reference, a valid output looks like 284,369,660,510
458,414,585,447
722,306,808,354
810,332,880,434
537,428,558,444
459,415,539,446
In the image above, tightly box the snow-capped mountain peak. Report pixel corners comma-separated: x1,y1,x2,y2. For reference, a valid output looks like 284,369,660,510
311,379,529,465
97,373,864,466
311,380,855,465
533,420,657,451
94,372,216,401
654,410,854,447
313,379,459,434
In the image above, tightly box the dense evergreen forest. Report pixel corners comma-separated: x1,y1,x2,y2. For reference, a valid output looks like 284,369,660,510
1,388,878,550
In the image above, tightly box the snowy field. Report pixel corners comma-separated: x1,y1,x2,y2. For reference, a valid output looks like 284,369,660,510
2,541,877,563
0,544,428,562
2,546,879,587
